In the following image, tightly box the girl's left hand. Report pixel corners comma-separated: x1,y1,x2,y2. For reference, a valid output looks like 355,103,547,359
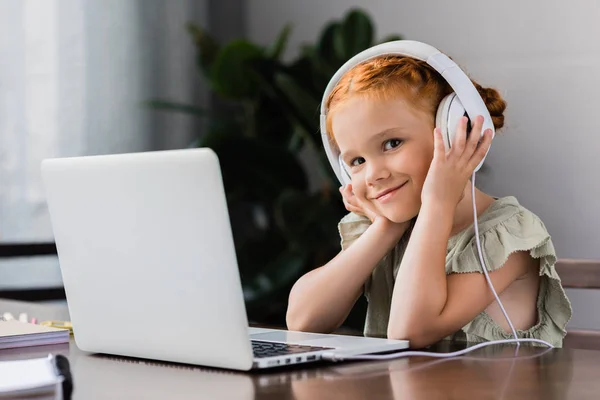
421,115,494,209
340,183,380,223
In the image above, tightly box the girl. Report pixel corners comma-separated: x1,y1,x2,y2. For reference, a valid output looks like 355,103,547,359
286,51,572,349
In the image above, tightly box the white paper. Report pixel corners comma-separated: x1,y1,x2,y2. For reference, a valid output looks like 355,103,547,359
0,356,61,395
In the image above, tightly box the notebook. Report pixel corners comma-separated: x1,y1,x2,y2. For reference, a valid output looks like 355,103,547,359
0,355,70,399
0,320,70,350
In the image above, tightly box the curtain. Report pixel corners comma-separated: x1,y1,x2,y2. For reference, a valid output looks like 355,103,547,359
0,0,207,288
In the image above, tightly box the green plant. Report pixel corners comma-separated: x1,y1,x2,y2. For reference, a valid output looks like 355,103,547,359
148,8,403,326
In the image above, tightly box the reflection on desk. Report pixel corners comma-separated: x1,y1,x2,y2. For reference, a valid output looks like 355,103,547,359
73,353,255,399
274,345,574,400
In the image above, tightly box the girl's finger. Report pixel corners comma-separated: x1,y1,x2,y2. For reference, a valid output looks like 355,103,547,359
433,127,446,159
340,185,360,207
468,129,493,171
465,115,484,157
344,195,361,209
341,195,363,213
340,185,353,200
345,204,364,215
452,116,468,155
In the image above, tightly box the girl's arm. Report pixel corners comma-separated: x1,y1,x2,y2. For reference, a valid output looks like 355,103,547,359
387,116,532,348
286,217,407,333
387,200,535,348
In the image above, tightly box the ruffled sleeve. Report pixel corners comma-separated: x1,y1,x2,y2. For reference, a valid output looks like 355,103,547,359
447,205,552,274
337,212,372,250
445,199,573,347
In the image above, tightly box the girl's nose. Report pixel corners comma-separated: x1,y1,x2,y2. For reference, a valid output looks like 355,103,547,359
366,160,391,184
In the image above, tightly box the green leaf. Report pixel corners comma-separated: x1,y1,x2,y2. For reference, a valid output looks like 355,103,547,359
273,72,320,135
268,23,293,60
251,62,318,146
210,40,264,99
317,22,343,69
235,226,288,280
199,130,309,204
144,100,238,142
314,147,343,188
241,190,347,308
273,189,311,239
186,22,219,78
299,44,315,59
199,118,244,146
243,248,308,303
336,9,374,60
285,55,323,99
253,93,294,147
274,189,345,250
144,100,209,117
287,124,305,152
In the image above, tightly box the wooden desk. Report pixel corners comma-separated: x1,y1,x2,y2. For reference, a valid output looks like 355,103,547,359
1,299,598,399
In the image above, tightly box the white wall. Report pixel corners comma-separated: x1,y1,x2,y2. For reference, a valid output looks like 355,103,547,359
247,0,600,330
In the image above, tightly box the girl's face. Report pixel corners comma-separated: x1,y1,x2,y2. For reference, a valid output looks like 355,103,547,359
332,95,435,223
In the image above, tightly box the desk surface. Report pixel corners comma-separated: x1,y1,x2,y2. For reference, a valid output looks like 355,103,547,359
1,299,598,400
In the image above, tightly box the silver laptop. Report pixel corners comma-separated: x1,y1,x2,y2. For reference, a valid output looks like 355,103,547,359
40,148,409,371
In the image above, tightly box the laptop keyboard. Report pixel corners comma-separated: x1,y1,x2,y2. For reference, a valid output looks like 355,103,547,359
251,340,332,358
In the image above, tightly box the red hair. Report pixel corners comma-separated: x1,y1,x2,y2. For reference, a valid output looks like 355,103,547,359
325,55,506,145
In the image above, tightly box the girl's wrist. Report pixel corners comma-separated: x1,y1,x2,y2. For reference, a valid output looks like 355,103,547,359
371,216,410,243
420,198,457,217
417,200,455,236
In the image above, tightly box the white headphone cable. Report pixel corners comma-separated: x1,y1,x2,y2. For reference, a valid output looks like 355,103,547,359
470,171,519,342
322,171,554,362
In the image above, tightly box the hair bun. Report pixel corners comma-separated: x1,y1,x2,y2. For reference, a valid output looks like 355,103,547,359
472,82,507,131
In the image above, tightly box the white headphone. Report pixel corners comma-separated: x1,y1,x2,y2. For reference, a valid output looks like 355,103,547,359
319,40,495,186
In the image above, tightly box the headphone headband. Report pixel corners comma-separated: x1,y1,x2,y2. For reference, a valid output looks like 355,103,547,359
320,40,495,185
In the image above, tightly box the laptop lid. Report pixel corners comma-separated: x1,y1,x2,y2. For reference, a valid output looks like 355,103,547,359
41,148,255,370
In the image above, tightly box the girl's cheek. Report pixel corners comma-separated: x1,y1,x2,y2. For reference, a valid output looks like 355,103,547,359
350,179,363,196
356,189,369,203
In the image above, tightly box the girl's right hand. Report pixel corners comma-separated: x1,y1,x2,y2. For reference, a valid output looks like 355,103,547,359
339,184,380,223
340,184,412,239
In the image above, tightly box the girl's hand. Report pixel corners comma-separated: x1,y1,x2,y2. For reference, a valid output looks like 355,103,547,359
339,183,379,223
340,184,412,240
421,115,494,210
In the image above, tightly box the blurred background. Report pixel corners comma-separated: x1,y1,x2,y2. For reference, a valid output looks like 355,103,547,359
1,0,599,332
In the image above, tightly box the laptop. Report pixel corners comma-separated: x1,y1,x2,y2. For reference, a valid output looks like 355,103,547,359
40,148,409,370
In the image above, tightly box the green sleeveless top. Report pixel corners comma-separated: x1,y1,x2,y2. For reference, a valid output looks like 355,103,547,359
337,196,572,347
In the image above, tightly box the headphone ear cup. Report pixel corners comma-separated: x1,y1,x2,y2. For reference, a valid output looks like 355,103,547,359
436,93,470,151
338,155,352,186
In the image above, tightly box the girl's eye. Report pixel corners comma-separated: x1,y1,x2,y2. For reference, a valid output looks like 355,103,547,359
350,157,365,167
383,139,403,151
